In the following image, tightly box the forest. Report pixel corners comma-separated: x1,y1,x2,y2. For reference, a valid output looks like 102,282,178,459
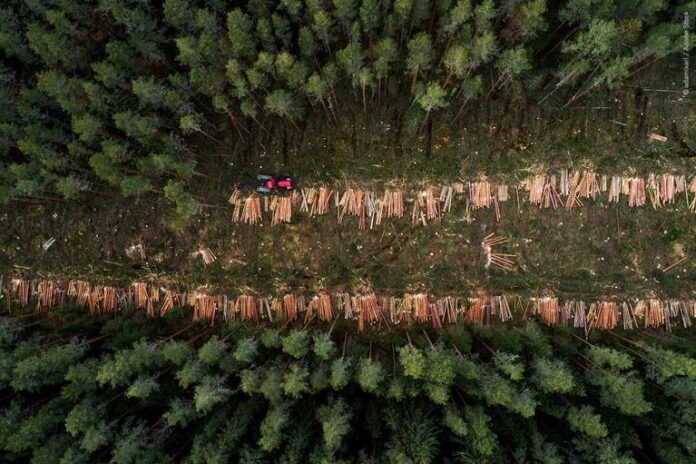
1,0,696,463
1,302,696,463
0,0,694,218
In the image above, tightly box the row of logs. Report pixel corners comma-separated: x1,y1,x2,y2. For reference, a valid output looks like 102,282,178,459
6,279,695,333
227,173,696,228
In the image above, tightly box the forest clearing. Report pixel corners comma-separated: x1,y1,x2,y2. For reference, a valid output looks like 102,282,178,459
1,0,696,463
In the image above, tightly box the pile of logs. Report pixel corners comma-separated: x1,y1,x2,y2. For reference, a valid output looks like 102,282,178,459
532,297,559,326
230,191,263,224
242,195,262,224
434,297,459,325
282,293,303,321
300,187,333,216
440,186,454,213
352,294,381,331
403,293,429,324
524,175,562,209
102,287,118,313
492,295,512,322
11,279,29,308
689,178,696,212
307,294,333,322
229,295,255,322
526,171,690,211
608,176,621,203
159,290,176,317
374,188,404,226
338,188,369,230
628,177,646,207
588,301,618,331
411,187,446,226
381,189,404,219
465,297,486,324
469,181,493,208
270,196,292,225
36,280,64,309
133,282,149,310
193,294,217,326
280,293,297,321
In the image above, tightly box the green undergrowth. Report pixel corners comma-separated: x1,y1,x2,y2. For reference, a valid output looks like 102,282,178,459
3,179,696,300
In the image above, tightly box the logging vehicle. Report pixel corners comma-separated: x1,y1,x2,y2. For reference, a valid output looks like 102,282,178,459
235,175,294,193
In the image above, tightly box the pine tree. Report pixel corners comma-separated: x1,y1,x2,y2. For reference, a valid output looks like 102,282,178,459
282,329,309,358
198,336,228,365
385,405,441,464
12,339,85,392
399,344,426,379
330,357,353,389
316,399,352,451
313,332,336,360
356,357,385,393
265,89,300,121
194,375,232,413
258,406,289,451
417,81,448,120
282,363,311,398
532,357,574,393
234,337,259,364
567,406,608,438
164,398,198,427
260,365,285,403
406,32,434,92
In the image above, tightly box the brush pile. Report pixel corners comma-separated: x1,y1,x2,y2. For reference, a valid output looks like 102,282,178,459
481,233,516,271
198,246,217,265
